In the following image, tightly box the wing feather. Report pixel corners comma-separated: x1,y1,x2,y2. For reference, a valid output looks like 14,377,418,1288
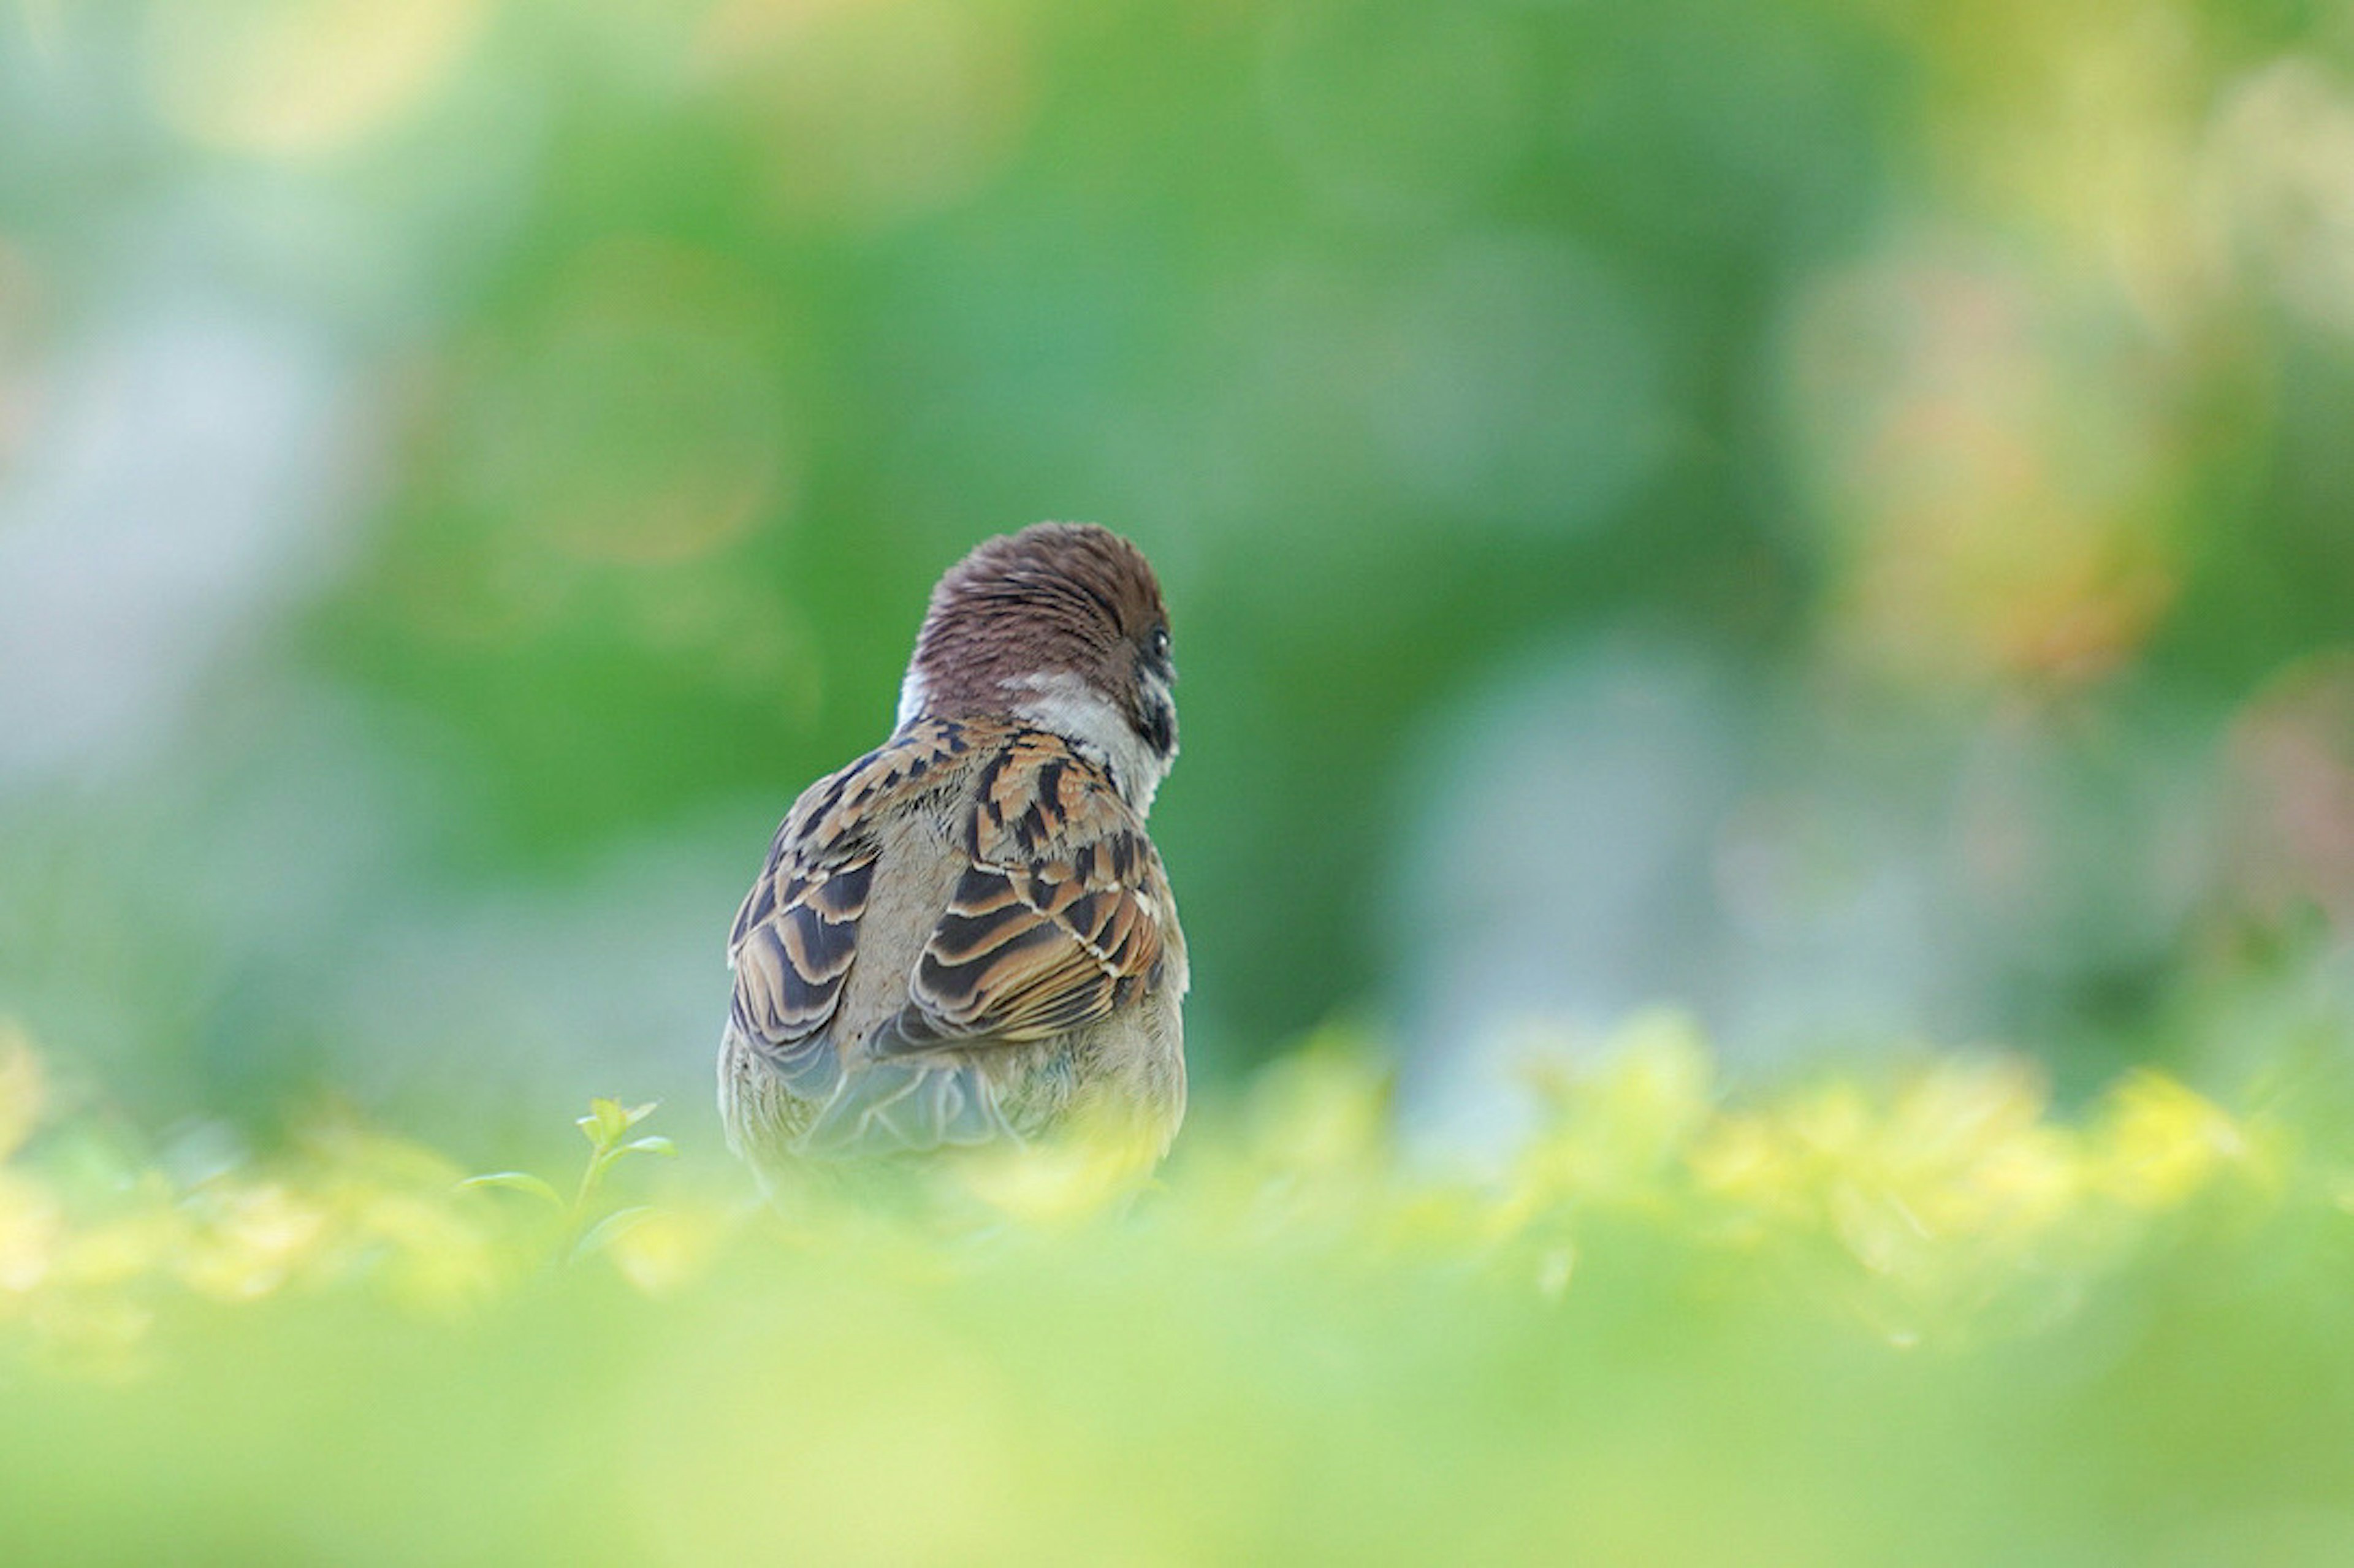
725,718,975,1100
734,720,1171,1162
871,730,1170,1058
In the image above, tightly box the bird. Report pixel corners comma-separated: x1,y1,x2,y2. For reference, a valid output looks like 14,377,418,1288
720,522,1187,1193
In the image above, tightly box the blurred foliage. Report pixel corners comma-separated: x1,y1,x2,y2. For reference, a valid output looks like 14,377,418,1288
7,1008,2354,1562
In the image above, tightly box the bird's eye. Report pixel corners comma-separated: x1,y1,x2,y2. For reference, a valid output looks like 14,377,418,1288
1150,626,1171,660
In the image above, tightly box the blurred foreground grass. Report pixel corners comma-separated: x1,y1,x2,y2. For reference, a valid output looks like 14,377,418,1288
4,1014,2354,1566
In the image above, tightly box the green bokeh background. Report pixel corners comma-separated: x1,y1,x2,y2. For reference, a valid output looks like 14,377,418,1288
4,0,2354,1141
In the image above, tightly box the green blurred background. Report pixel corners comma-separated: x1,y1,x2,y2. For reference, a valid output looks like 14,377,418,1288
3,0,2353,1155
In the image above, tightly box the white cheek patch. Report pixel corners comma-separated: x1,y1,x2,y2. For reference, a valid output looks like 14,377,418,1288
895,669,932,730
1006,671,1124,754
1006,669,1174,815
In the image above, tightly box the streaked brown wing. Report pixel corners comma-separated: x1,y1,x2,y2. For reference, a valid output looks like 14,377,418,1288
873,730,1169,1056
726,718,976,1098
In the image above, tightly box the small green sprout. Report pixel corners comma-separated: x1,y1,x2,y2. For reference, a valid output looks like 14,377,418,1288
460,1097,677,1264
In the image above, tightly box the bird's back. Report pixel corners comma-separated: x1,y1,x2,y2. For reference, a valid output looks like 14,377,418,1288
721,717,1184,1186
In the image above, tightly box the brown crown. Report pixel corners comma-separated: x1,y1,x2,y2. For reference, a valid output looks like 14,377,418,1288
906,523,1171,721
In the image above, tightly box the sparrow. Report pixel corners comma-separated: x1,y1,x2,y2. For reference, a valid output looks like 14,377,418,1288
720,522,1187,1189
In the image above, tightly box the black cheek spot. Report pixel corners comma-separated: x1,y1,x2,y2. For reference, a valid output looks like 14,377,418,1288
1137,697,1176,759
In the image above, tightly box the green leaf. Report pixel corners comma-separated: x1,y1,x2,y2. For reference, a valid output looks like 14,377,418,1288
578,1098,629,1149
569,1205,656,1262
579,1098,661,1149
457,1171,565,1209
